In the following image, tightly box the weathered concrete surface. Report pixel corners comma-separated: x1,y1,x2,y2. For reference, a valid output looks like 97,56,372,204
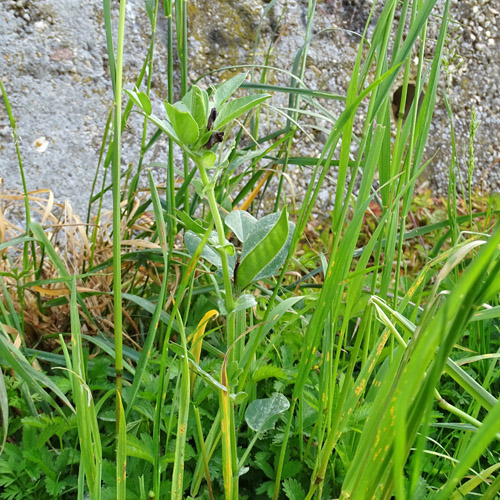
1,0,499,217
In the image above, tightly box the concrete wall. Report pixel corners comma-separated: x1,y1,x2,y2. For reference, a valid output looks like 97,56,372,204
1,0,499,217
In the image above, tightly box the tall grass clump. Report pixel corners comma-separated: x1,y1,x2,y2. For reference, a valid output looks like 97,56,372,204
1,0,500,499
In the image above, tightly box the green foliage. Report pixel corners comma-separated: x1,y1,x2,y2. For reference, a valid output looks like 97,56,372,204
0,376,79,499
0,442,78,499
164,101,200,146
282,478,305,500
3,0,500,499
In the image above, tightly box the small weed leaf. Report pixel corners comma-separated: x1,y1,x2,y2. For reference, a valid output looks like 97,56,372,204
137,91,152,115
124,89,151,115
164,101,199,145
236,208,294,290
244,392,290,432
283,477,306,500
252,365,288,383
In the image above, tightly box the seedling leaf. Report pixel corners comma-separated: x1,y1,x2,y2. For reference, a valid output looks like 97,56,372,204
213,72,248,109
182,85,208,129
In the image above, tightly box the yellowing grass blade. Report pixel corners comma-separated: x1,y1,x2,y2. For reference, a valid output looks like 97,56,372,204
189,309,219,394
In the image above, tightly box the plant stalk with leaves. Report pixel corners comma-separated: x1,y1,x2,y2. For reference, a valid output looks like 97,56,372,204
128,73,298,498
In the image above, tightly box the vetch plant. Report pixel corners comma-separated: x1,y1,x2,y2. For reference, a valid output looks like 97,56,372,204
128,74,295,499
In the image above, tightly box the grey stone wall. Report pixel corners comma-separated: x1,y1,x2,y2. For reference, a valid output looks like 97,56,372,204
1,0,499,217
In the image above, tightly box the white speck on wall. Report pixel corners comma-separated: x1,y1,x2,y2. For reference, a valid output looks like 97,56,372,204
32,136,49,153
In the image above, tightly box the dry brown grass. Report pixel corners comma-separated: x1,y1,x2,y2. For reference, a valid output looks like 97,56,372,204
0,183,166,351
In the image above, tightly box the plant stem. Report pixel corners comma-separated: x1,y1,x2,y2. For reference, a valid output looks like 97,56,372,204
110,2,127,499
194,157,238,499
196,161,235,313
112,0,126,423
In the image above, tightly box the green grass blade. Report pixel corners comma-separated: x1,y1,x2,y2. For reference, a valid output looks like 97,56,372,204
116,391,127,500
68,277,102,500
0,323,73,417
436,399,500,499
0,365,8,455
124,172,172,418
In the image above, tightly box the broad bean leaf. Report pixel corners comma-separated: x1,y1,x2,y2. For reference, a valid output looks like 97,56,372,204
182,85,208,129
164,101,199,145
214,94,271,130
213,72,248,110
225,210,257,243
124,89,152,115
236,209,294,289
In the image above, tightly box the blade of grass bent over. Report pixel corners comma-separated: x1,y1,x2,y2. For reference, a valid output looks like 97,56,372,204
0,322,73,417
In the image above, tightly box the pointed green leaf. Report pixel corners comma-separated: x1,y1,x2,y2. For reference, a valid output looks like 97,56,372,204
164,101,199,145
244,393,290,432
214,94,271,130
125,89,146,112
143,112,181,145
236,209,293,289
137,91,152,115
175,209,207,235
182,85,208,128
213,72,248,110
145,0,155,23
125,88,152,115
